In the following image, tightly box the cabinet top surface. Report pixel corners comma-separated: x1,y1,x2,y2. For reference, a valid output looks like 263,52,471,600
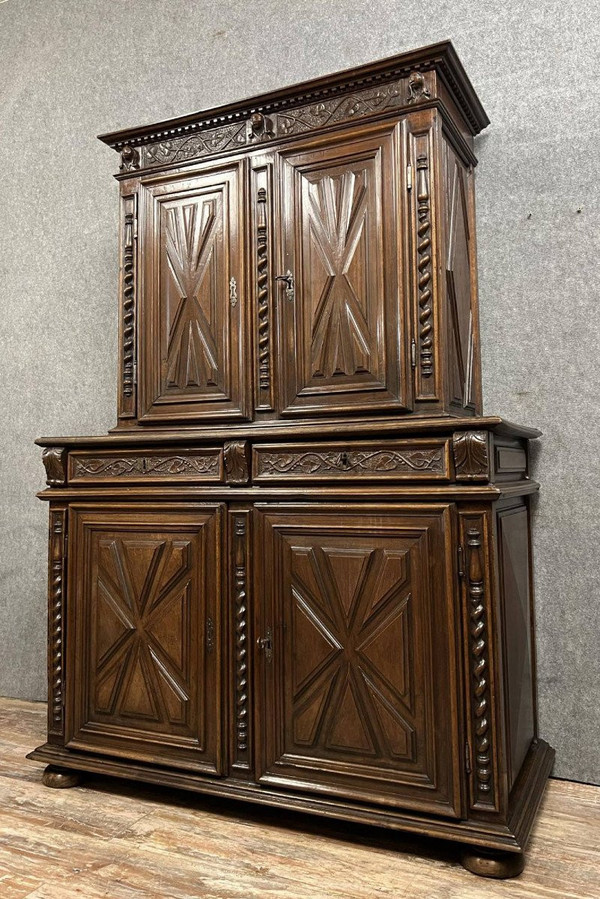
35,417,541,448
97,40,489,154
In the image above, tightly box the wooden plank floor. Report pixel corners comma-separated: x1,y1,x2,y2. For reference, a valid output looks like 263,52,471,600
0,698,598,898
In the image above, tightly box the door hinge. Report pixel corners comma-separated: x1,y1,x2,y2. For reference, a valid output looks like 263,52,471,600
410,338,416,368
407,163,413,191
457,543,465,579
132,360,137,387
465,740,472,774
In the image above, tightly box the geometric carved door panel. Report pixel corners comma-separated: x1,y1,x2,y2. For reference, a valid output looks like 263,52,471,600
67,504,224,774
278,125,411,417
139,164,248,424
255,504,462,817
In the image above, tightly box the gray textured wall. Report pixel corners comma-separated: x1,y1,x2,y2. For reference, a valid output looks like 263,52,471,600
1,0,598,784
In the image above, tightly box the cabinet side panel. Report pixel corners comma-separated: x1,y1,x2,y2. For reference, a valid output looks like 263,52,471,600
497,501,536,791
441,132,481,415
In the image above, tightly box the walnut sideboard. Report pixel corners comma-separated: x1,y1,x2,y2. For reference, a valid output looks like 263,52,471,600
28,41,554,879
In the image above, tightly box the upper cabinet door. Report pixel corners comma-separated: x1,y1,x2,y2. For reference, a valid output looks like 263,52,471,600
277,124,411,417
139,163,249,423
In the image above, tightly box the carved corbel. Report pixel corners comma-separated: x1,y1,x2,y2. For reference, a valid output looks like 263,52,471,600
246,112,275,142
224,440,251,485
42,448,67,487
406,71,431,104
119,145,140,172
452,431,490,481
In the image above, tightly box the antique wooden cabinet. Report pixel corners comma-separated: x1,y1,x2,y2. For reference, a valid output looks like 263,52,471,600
28,42,554,878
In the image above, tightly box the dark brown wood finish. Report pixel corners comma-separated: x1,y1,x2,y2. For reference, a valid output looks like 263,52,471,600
30,43,553,880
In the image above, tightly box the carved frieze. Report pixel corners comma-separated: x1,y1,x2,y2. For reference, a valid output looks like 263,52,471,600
254,444,448,480
139,73,433,170
452,430,490,481
69,452,221,481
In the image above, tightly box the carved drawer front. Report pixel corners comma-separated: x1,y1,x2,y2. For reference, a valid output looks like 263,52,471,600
68,448,223,484
252,439,451,483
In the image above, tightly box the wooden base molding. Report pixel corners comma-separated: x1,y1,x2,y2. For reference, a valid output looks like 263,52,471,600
28,739,554,862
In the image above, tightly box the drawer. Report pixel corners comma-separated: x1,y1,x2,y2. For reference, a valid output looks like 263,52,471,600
68,447,224,484
252,439,451,482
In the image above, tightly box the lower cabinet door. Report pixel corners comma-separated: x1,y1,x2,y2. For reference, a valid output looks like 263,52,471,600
254,504,463,817
66,503,224,774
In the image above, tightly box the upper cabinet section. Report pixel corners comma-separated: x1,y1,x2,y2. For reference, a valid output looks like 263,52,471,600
106,42,488,431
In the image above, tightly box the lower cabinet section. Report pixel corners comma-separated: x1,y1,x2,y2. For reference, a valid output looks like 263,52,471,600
66,504,224,773
30,486,554,876
254,504,463,817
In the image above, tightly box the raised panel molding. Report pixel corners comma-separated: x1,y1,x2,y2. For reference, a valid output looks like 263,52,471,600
163,196,224,392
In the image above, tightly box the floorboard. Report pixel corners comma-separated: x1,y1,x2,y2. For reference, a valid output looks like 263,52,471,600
0,698,598,898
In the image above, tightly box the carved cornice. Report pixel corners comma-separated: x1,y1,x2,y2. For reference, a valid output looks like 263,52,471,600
99,43,489,170
42,448,67,487
224,440,251,485
452,430,490,481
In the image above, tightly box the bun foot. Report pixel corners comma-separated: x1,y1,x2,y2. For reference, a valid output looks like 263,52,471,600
42,765,82,789
461,848,525,878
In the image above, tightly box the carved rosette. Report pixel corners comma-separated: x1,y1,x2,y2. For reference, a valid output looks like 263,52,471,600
233,514,249,762
256,187,270,395
120,194,137,415
42,448,67,487
466,526,494,805
48,509,66,738
224,440,250,485
453,431,490,481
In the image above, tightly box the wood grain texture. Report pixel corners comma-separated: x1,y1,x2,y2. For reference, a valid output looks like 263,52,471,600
0,699,596,898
